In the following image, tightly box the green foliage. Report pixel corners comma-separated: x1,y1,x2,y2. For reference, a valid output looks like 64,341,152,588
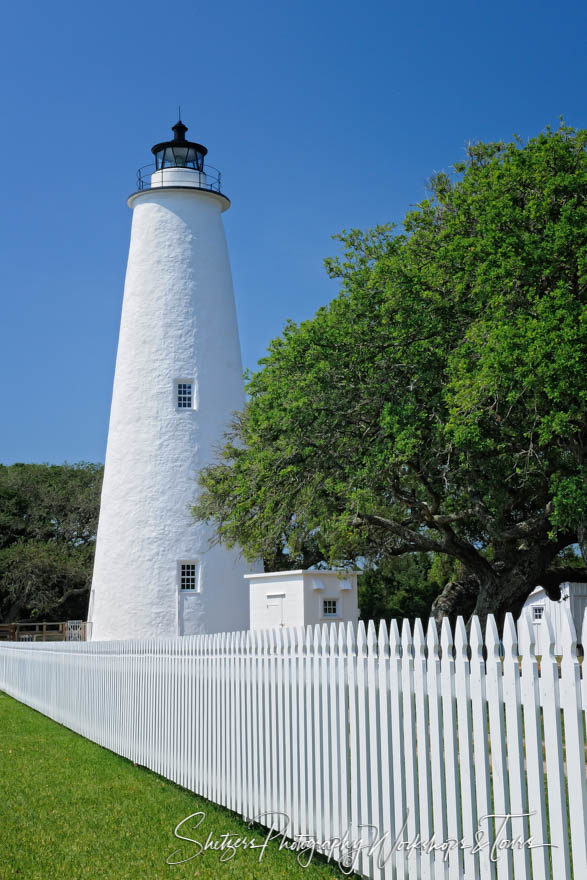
358,554,462,623
0,462,103,621
195,125,587,619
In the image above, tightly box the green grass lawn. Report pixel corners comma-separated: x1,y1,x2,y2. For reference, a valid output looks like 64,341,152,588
0,692,351,880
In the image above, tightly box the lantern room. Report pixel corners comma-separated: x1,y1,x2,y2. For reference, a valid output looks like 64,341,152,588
151,119,207,171
135,119,224,195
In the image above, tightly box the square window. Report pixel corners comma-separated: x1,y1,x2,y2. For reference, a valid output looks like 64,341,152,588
323,599,338,617
532,606,544,622
175,381,194,409
180,562,197,591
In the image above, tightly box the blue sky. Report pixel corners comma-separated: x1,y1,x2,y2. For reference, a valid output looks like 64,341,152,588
0,0,584,464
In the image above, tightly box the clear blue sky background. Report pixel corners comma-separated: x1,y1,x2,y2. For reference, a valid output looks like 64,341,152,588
0,0,584,464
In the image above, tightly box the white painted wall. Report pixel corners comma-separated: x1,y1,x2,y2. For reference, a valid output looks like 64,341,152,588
89,175,258,640
247,570,360,630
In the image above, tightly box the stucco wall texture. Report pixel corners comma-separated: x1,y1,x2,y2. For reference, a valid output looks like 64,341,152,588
88,185,256,640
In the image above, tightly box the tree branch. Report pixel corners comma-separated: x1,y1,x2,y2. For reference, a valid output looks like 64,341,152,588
351,512,447,553
431,510,481,525
53,585,90,608
385,542,436,556
352,509,497,582
540,567,587,590
501,502,554,539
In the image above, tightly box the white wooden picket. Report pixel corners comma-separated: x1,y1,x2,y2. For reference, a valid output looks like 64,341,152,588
0,609,585,880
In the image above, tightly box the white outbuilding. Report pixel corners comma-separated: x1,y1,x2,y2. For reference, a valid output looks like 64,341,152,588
88,120,259,640
521,582,587,654
245,570,361,631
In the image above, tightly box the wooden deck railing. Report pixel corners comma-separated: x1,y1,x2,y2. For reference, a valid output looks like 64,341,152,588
0,621,89,642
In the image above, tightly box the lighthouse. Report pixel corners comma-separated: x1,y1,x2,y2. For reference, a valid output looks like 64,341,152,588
88,120,255,640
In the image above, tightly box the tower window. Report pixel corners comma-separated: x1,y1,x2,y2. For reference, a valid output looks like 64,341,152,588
179,562,198,591
532,605,544,622
323,599,338,617
175,381,193,409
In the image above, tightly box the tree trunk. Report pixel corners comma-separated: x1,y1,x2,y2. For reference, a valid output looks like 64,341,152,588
431,536,584,636
5,595,27,623
579,523,587,564
430,575,479,628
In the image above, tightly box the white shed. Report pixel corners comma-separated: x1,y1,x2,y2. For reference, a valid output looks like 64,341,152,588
521,582,587,654
245,570,361,631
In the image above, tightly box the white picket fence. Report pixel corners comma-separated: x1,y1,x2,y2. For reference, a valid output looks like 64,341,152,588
1,609,586,880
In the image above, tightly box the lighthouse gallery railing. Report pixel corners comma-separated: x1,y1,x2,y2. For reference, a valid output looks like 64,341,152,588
135,163,223,194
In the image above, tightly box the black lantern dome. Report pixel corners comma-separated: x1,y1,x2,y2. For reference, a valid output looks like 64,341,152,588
151,120,207,171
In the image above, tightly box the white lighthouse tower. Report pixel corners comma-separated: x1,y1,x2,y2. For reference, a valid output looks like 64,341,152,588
88,119,254,640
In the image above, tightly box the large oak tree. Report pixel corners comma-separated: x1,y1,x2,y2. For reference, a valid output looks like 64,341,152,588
194,125,586,627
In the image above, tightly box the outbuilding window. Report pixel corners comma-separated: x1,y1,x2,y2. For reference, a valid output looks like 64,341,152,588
323,599,338,617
